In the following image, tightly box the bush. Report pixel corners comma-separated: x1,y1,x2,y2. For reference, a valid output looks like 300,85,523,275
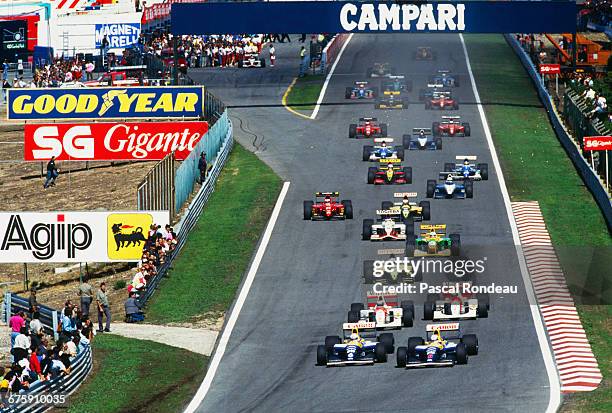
113,280,126,291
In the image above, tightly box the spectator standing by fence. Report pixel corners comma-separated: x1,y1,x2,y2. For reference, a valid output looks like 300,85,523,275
43,156,59,189
269,44,276,67
78,276,93,318
9,312,26,351
96,282,111,333
27,288,38,317
198,152,207,184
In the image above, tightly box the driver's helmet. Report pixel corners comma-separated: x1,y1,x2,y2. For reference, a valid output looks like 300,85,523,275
419,129,425,136
381,141,387,147
445,174,454,185
429,231,437,238
430,333,440,341
350,332,359,341
463,159,470,165
387,163,394,169
324,196,331,203
402,196,409,204
376,298,385,306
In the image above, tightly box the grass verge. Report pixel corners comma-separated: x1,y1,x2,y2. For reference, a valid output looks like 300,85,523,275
67,335,207,413
284,74,325,112
145,143,282,324
465,34,611,412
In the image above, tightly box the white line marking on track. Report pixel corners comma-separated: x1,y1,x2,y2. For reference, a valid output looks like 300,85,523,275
459,34,561,413
183,181,291,413
310,33,354,120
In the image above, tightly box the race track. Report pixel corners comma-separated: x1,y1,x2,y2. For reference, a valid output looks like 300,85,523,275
190,34,553,413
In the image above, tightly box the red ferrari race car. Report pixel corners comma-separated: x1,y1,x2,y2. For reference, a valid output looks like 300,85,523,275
432,116,471,137
349,117,388,139
304,192,353,220
425,91,459,110
367,159,413,185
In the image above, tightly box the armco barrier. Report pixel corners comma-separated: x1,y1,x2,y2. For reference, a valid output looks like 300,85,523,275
321,33,349,73
138,120,234,306
505,34,612,232
2,294,93,413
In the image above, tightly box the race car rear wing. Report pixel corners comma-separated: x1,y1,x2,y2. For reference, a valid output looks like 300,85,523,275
432,91,452,97
366,293,399,308
426,322,462,340
355,81,369,86
388,75,405,79
376,209,402,216
455,155,478,161
394,192,417,198
437,70,451,74
421,224,446,230
378,158,402,163
441,115,461,120
315,192,339,197
377,248,405,255
412,128,432,134
359,117,377,121
343,322,377,339
425,84,444,88
373,138,394,143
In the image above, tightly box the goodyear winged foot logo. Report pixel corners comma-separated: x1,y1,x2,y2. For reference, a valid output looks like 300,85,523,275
99,89,127,116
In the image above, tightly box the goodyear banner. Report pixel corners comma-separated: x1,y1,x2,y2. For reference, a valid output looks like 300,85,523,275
0,211,169,263
7,86,205,120
171,1,577,34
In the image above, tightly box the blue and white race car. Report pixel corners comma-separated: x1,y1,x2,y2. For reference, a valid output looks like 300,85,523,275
418,84,448,102
404,128,443,151
439,156,489,181
428,70,459,87
426,175,474,199
316,322,394,366
363,138,405,161
396,323,478,368
346,81,378,99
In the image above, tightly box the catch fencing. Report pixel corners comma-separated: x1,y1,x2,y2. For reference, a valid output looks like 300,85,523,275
136,153,176,222
505,34,612,232
2,293,93,413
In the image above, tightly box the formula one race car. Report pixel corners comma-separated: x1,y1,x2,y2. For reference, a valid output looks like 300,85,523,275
381,75,412,94
396,323,478,368
380,192,431,222
348,294,414,328
375,94,405,109
428,70,459,87
367,159,413,185
303,192,353,220
406,224,460,257
418,84,447,102
316,322,394,366
427,175,474,199
366,62,396,78
425,91,459,110
414,46,437,61
432,116,471,137
349,117,387,139
423,282,490,321
363,253,420,284
237,53,266,68
404,128,443,150
363,138,404,161
362,209,409,241
440,156,489,181
346,81,377,99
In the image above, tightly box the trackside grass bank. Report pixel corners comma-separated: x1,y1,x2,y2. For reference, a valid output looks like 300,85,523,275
67,335,207,413
145,143,282,323
464,34,611,412
284,74,325,113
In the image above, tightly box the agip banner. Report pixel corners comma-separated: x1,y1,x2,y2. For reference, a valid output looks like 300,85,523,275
0,211,170,263
24,122,209,161
7,86,205,120
171,1,577,35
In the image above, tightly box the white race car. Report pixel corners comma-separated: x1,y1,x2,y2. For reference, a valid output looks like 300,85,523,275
348,294,415,329
424,282,490,320
362,210,410,241
362,138,404,162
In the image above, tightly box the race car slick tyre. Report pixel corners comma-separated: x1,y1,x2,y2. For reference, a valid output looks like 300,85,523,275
456,343,468,364
426,180,436,198
426,293,438,303
402,134,411,149
371,87,378,98
379,333,394,353
381,201,393,210
407,337,424,356
450,234,461,257
463,123,471,136
238,60,244,68
375,343,387,363
444,163,455,172
461,334,479,355
316,345,328,365
403,167,413,184
420,201,431,220
398,149,404,161
350,302,364,312
406,237,416,257
435,138,443,150
432,122,441,137
401,300,415,317
363,146,373,161
325,336,341,351
423,301,435,320
303,201,313,220
479,163,489,180
477,293,490,310
260,59,266,68
362,219,373,240
401,310,414,327
349,124,357,138
345,87,352,99
348,310,360,323
452,102,459,110
443,302,452,315
341,200,353,219
454,76,459,86
404,216,415,237
396,346,407,367
367,167,377,184
465,180,474,198
381,123,388,136
477,300,488,318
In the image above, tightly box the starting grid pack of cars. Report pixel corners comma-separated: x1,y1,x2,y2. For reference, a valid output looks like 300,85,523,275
305,46,491,369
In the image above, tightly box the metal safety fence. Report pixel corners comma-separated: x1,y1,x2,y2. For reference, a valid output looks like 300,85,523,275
136,153,176,222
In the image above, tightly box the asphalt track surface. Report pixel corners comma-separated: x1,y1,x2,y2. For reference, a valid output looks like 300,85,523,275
190,34,551,412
